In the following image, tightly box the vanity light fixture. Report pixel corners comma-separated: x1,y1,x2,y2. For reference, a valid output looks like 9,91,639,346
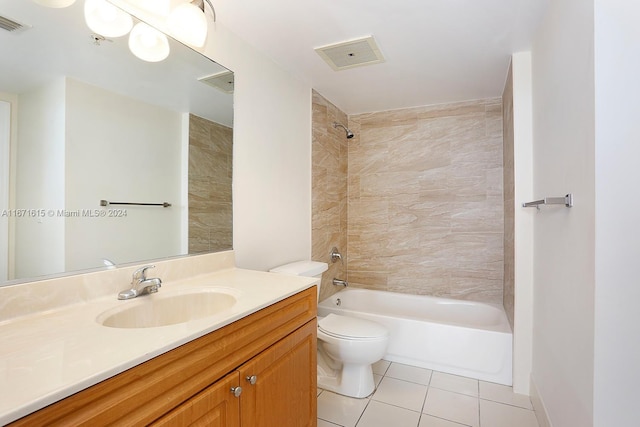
32,0,77,8
168,0,216,48
36,0,216,62
84,0,133,38
128,22,170,62
83,0,169,63
126,0,171,16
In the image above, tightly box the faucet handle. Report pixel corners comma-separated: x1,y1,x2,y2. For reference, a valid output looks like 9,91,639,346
330,247,343,264
132,265,155,283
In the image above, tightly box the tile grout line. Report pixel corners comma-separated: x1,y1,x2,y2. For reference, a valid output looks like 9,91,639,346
478,396,535,411
320,362,537,427
428,384,479,398
477,388,482,427
477,378,481,427
367,396,424,415
416,370,433,427
385,376,433,387
353,397,373,427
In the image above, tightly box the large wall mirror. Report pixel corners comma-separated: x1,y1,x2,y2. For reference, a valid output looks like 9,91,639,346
0,0,233,287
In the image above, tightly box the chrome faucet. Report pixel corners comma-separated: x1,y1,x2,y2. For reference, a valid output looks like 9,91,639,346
118,265,162,300
330,247,343,264
332,278,348,287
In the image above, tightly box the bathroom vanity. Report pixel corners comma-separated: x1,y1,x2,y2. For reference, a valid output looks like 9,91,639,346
0,252,318,426
9,288,316,426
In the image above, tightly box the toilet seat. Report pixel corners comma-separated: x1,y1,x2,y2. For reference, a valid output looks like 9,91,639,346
318,313,388,340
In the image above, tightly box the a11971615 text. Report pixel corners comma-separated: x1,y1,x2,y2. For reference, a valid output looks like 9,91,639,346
0,209,128,218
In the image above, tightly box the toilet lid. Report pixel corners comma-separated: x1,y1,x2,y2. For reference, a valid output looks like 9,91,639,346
318,313,388,339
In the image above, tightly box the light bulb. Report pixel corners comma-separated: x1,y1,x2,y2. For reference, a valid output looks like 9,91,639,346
33,0,76,8
168,3,207,48
127,0,171,16
128,22,170,62
84,0,133,38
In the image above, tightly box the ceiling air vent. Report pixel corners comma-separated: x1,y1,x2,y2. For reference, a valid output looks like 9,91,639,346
0,15,30,34
315,36,385,71
198,70,234,94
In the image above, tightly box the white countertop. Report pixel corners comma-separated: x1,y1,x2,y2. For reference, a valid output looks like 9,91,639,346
0,266,317,425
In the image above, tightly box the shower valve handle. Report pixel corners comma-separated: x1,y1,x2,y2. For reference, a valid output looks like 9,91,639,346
330,247,343,264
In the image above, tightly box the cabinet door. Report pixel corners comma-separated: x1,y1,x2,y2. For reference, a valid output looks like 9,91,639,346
151,371,241,427
239,320,317,427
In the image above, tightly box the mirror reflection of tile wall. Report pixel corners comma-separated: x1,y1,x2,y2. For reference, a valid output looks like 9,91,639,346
188,114,233,253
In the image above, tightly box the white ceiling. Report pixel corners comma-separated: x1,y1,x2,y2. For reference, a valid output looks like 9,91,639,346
214,0,550,114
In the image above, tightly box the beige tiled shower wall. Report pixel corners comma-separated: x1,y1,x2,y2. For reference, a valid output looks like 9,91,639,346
502,65,516,328
312,90,349,302
348,99,505,304
188,114,233,254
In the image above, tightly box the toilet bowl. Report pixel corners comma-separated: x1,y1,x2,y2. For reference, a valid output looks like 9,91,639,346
317,313,388,397
269,260,389,398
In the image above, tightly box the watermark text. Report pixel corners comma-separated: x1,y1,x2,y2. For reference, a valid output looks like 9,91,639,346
1,209,128,218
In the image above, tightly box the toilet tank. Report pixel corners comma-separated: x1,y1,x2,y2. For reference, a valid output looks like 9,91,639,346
269,261,328,278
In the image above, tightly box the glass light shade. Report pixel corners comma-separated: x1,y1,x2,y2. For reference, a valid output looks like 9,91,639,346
84,0,133,38
127,0,171,16
168,3,207,48
33,0,76,7
128,22,170,62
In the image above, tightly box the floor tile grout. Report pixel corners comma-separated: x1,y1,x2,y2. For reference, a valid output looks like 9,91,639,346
478,396,533,410
429,384,478,397
368,397,423,415
319,360,538,427
384,376,432,387
353,398,372,427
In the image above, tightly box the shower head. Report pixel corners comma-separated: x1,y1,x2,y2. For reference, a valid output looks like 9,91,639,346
333,122,354,139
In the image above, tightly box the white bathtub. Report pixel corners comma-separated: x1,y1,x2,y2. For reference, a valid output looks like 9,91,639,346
317,288,513,385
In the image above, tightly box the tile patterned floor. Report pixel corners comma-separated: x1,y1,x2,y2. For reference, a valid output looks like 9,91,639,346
317,360,539,427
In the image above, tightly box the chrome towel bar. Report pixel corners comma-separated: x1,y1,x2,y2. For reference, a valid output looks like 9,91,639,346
100,199,172,208
522,193,573,209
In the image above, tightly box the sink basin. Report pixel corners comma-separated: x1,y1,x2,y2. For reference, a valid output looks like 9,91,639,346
97,287,238,328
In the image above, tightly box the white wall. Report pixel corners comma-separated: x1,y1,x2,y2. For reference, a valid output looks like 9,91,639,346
205,24,313,271
109,0,314,272
510,52,534,395
14,80,66,279
229,54,312,271
64,78,183,271
593,1,640,425
530,0,596,426
11,78,184,278
0,100,10,281
1,92,18,281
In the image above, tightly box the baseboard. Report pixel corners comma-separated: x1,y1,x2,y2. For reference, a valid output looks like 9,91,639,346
530,375,552,427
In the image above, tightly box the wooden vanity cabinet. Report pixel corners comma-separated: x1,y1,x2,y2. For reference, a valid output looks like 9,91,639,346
238,319,316,426
9,287,317,427
152,371,241,427
153,320,316,427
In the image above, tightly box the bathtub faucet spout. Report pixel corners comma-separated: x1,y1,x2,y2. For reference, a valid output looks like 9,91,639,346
333,278,348,287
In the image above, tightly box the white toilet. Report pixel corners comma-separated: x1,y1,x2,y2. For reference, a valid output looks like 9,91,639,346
270,261,389,398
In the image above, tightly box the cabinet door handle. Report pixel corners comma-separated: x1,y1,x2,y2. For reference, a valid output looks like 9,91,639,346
246,375,257,385
231,386,243,397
